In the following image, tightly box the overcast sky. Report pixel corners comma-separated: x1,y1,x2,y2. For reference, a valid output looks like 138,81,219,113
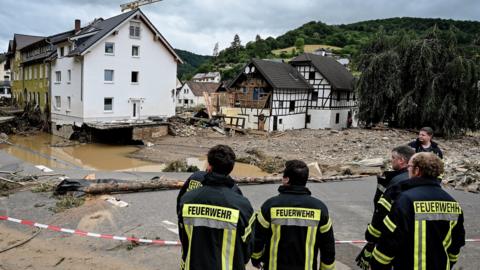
1,0,479,56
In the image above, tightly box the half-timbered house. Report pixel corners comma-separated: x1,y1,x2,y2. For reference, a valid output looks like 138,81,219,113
290,53,355,129
225,53,356,131
227,58,312,131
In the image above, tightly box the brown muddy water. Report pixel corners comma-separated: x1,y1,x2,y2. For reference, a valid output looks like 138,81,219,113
0,133,268,177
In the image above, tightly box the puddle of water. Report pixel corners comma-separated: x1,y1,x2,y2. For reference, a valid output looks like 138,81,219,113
0,133,269,177
0,133,161,171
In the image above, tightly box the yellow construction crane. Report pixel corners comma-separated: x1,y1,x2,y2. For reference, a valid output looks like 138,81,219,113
120,0,163,12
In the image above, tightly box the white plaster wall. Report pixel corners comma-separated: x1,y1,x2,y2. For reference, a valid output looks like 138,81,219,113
329,109,349,129
82,15,177,122
307,109,331,129
220,107,271,131
270,114,305,131
51,43,84,125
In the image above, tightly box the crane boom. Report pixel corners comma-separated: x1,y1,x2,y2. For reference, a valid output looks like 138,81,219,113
120,0,163,12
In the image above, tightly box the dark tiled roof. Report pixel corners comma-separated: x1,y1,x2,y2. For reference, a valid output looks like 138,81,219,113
186,81,221,96
251,59,312,90
291,53,354,91
69,9,137,55
13,34,45,50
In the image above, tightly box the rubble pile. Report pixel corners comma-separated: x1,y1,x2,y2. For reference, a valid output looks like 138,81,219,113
167,116,199,137
444,159,480,193
0,103,49,135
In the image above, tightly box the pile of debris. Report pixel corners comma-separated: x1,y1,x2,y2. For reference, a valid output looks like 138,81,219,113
167,116,199,137
0,102,49,135
444,159,480,193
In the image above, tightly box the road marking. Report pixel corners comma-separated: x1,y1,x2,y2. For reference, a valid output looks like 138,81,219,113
162,220,179,235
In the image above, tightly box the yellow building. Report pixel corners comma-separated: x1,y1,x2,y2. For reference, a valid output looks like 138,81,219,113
8,34,50,109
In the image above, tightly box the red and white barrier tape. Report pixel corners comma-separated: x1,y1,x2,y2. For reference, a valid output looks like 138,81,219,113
1,215,479,245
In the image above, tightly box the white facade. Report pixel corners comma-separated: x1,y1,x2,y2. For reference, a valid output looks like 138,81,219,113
176,83,204,108
51,12,178,126
192,72,221,83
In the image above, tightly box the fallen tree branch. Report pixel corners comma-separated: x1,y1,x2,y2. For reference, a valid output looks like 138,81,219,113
0,229,41,253
0,176,24,186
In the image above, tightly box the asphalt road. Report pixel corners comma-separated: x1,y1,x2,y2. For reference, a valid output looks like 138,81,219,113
1,150,479,269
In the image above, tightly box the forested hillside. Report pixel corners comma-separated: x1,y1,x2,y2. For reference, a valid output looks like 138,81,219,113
177,17,480,80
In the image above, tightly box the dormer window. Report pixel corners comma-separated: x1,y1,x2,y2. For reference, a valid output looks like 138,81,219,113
129,21,141,39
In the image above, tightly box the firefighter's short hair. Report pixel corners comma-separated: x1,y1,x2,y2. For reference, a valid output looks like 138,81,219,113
208,145,236,175
283,160,309,186
410,152,444,178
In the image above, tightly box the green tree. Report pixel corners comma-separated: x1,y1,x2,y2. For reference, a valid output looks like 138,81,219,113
295,37,305,53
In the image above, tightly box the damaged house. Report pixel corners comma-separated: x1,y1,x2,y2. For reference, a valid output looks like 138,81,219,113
50,9,181,141
176,81,220,108
225,53,356,131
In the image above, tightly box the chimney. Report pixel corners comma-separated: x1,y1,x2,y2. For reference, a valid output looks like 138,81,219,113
75,19,81,33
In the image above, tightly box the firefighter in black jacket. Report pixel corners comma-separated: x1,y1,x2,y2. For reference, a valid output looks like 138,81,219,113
356,146,415,269
251,160,335,270
177,145,255,270
371,152,465,269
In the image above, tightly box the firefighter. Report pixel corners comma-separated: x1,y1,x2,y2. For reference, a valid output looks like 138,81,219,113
176,146,243,214
356,145,415,269
177,145,255,270
251,160,335,270
371,152,465,269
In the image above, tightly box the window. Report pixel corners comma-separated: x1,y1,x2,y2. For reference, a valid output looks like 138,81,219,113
279,101,283,108
104,98,113,111
131,71,139,83
306,114,311,124
55,96,61,108
132,45,139,57
309,71,315,80
289,101,295,112
55,71,61,83
312,91,318,100
68,70,71,83
104,70,114,82
335,113,340,124
105,42,115,54
184,99,188,104
184,89,188,94
60,47,64,57
129,21,141,38
279,118,283,124
67,96,71,110
39,65,43,79
337,92,341,101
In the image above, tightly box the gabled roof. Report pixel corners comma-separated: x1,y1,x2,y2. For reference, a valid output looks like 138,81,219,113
13,34,45,51
238,59,312,90
185,81,221,96
68,9,182,63
291,53,354,91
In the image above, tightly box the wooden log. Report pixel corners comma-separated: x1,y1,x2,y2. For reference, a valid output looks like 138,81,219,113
79,175,368,195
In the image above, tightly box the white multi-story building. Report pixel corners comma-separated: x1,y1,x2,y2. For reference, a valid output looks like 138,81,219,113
50,9,182,127
192,72,221,83
176,81,220,108
0,53,11,99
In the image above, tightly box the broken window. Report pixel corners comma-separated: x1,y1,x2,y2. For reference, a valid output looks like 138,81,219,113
104,98,113,111
309,71,315,80
131,71,139,83
312,91,318,100
289,101,295,112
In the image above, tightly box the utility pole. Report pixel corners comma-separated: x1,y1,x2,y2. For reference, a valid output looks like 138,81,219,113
120,0,163,12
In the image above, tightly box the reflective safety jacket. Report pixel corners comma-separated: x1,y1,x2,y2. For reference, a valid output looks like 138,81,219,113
176,171,243,213
252,185,335,270
371,177,465,270
178,173,255,270
367,170,409,243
